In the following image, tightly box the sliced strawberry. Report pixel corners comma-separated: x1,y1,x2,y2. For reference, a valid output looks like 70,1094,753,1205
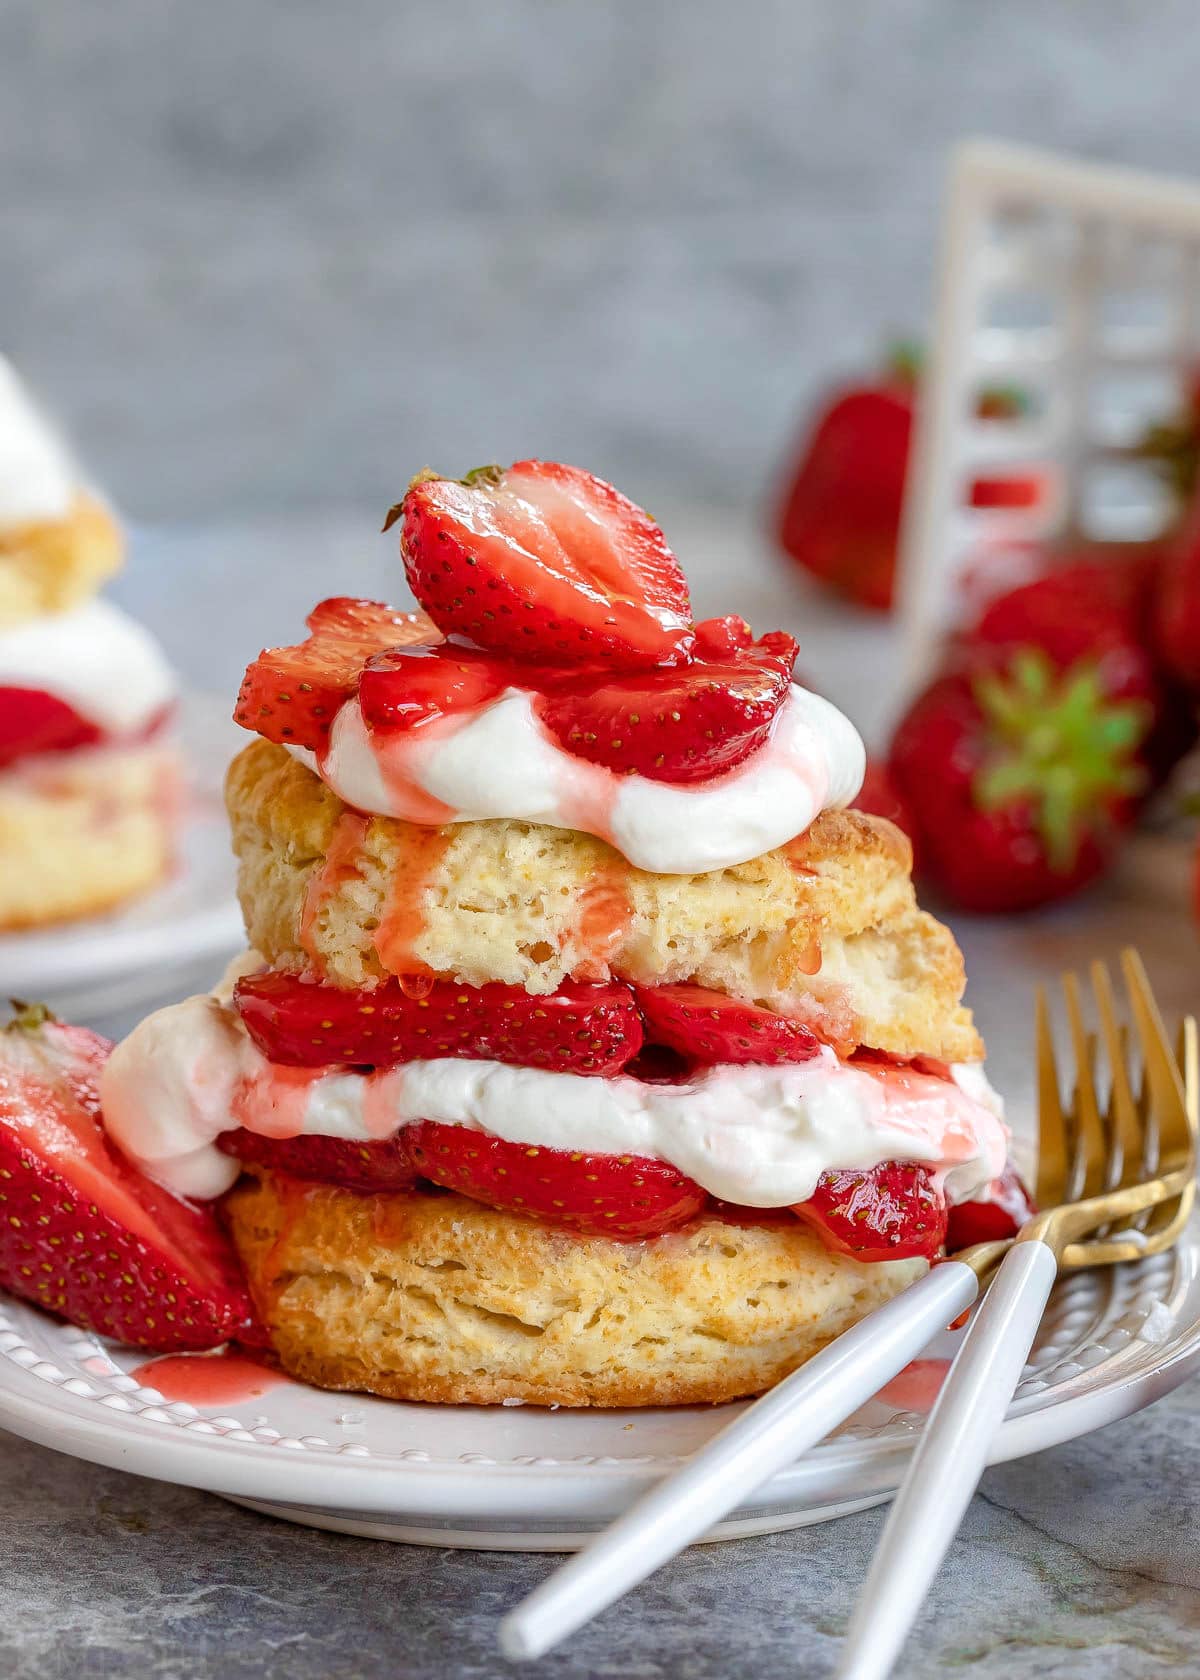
405,1121,706,1239
216,1129,418,1193
944,1165,1035,1251
234,972,644,1074
234,597,440,750
357,641,515,734
392,460,692,669
792,1162,947,1262
0,1004,260,1351
536,631,797,783
0,688,102,768
635,984,820,1065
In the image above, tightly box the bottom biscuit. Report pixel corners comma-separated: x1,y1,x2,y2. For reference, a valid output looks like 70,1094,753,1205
225,1171,927,1407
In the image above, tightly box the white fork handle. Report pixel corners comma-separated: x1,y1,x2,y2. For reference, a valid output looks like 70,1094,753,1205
836,1239,1058,1680
499,1260,980,1662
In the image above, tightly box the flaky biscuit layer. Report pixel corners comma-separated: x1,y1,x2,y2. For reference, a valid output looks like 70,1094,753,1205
226,740,982,1062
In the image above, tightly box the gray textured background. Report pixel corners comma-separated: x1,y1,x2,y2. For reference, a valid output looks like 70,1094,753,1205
3,0,1197,526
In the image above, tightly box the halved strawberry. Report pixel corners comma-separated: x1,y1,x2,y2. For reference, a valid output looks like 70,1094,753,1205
392,461,692,669
944,1165,1035,1251
234,597,440,750
536,631,797,783
792,1162,947,1262
405,1121,707,1239
635,984,820,1065
233,972,644,1074
0,1004,261,1351
357,642,515,734
216,1129,418,1193
0,688,102,768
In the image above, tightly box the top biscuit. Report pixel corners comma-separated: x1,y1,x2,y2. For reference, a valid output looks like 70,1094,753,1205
226,738,982,1063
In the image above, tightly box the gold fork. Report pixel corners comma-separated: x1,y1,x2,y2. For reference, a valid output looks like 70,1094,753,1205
836,948,1198,1680
500,949,1195,1665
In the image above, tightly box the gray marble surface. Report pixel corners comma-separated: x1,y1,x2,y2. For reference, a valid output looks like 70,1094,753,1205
2,1391,1199,1679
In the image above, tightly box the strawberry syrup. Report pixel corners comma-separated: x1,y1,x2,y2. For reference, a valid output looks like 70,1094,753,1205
575,869,633,979
131,1349,283,1406
300,810,370,961
875,1357,950,1413
373,828,451,977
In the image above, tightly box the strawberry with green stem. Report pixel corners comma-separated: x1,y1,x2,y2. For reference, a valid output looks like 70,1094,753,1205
889,647,1150,913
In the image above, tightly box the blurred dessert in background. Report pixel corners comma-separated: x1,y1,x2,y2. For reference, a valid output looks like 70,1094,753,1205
0,355,178,929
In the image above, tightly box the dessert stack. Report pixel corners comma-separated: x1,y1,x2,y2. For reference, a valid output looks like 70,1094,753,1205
0,356,177,928
87,459,1022,1406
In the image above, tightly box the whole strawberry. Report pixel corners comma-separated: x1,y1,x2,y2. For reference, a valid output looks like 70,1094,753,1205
776,351,1041,612
888,647,1150,913
776,354,915,611
1155,505,1200,699
968,550,1194,792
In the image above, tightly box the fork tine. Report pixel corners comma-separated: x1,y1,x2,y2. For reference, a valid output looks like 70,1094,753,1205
1062,971,1107,1199
1036,985,1069,1208
1178,1017,1198,1135
1091,960,1141,1190
1121,949,1191,1167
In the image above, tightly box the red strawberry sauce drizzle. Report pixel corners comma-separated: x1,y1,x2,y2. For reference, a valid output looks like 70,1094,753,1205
299,811,369,963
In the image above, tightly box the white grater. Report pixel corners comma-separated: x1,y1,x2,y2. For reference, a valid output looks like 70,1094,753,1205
898,138,1200,686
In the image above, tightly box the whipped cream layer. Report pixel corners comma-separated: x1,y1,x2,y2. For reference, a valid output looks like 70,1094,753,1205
289,682,866,874
0,357,77,527
99,990,1008,1206
0,598,175,735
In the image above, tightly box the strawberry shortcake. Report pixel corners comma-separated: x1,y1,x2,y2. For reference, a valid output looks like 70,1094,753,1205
0,357,178,928
0,460,1028,1406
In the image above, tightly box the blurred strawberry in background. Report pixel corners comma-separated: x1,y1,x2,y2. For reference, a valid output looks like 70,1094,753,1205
775,346,917,611
886,545,1198,913
888,644,1151,913
775,347,1045,611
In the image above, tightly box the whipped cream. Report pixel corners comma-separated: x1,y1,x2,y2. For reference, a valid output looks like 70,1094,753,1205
0,357,77,527
0,597,175,734
289,683,865,874
99,990,1007,1207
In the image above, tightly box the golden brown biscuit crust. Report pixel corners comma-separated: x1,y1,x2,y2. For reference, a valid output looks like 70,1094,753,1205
225,1171,927,1407
0,493,123,626
225,740,982,1062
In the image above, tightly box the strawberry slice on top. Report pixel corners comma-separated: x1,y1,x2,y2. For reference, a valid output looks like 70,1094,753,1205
0,1004,260,1351
233,972,644,1075
536,626,798,783
235,597,440,750
391,460,693,669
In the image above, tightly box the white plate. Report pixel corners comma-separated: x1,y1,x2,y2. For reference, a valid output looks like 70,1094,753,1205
0,693,243,1014
0,1221,1194,1551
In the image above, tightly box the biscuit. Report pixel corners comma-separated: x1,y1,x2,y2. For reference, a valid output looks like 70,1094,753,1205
225,1170,927,1407
0,494,123,627
0,741,178,929
226,740,982,1061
